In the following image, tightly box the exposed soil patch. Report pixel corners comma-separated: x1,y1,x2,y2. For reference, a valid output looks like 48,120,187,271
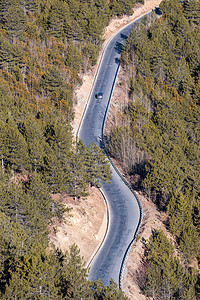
50,187,107,266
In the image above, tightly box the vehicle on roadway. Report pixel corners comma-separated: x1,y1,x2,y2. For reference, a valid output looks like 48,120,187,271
96,92,103,99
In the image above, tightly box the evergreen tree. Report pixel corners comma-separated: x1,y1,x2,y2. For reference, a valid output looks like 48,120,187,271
183,0,200,25
0,119,29,170
167,191,192,238
41,66,64,94
180,224,200,264
22,0,41,13
57,244,93,299
104,278,129,299
88,143,112,186
26,172,67,222
67,141,89,199
18,117,47,172
142,230,197,299
47,0,70,39
193,197,200,234
4,3,27,39
65,43,84,72
3,244,60,299
92,278,129,299
0,211,31,292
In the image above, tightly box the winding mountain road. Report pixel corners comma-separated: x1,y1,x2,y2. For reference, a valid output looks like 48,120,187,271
78,12,152,287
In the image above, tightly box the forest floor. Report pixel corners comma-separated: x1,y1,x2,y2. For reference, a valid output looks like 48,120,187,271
50,0,166,299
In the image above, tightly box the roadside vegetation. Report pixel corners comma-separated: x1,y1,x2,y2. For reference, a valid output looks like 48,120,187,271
107,0,200,298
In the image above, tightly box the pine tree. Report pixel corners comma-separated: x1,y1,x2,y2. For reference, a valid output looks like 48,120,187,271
183,0,200,25
18,117,47,172
0,119,29,170
22,0,41,13
57,244,93,299
0,37,24,72
167,191,192,238
104,278,129,299
42,150,66,192
180,224,200,264
88,143,112,187
26,172,67,222
109,0,122,16
45,117,72,165
0,178,27,225
193,197,200,234
4,3,27,39
67,141,89,199
3,244,60,299
47,0,70,39
144,230,188,299
65,43,83,72
41,66,64,94
0,209,35,293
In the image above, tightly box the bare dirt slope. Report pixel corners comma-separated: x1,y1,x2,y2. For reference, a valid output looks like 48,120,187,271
50,187,107,266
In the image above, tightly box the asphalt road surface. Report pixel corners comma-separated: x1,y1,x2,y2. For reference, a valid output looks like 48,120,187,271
78,14,150,286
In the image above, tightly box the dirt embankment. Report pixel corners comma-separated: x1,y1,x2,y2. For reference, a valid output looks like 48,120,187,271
50,1,164,299
50,187,107,265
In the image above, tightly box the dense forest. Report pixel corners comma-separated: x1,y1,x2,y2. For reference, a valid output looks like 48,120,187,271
108,0,200,298
0,0,148,298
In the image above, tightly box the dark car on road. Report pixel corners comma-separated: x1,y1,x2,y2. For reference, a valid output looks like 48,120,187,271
96,92,103,99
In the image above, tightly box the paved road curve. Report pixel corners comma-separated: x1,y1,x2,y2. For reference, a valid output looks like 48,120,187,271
78,14,150,286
